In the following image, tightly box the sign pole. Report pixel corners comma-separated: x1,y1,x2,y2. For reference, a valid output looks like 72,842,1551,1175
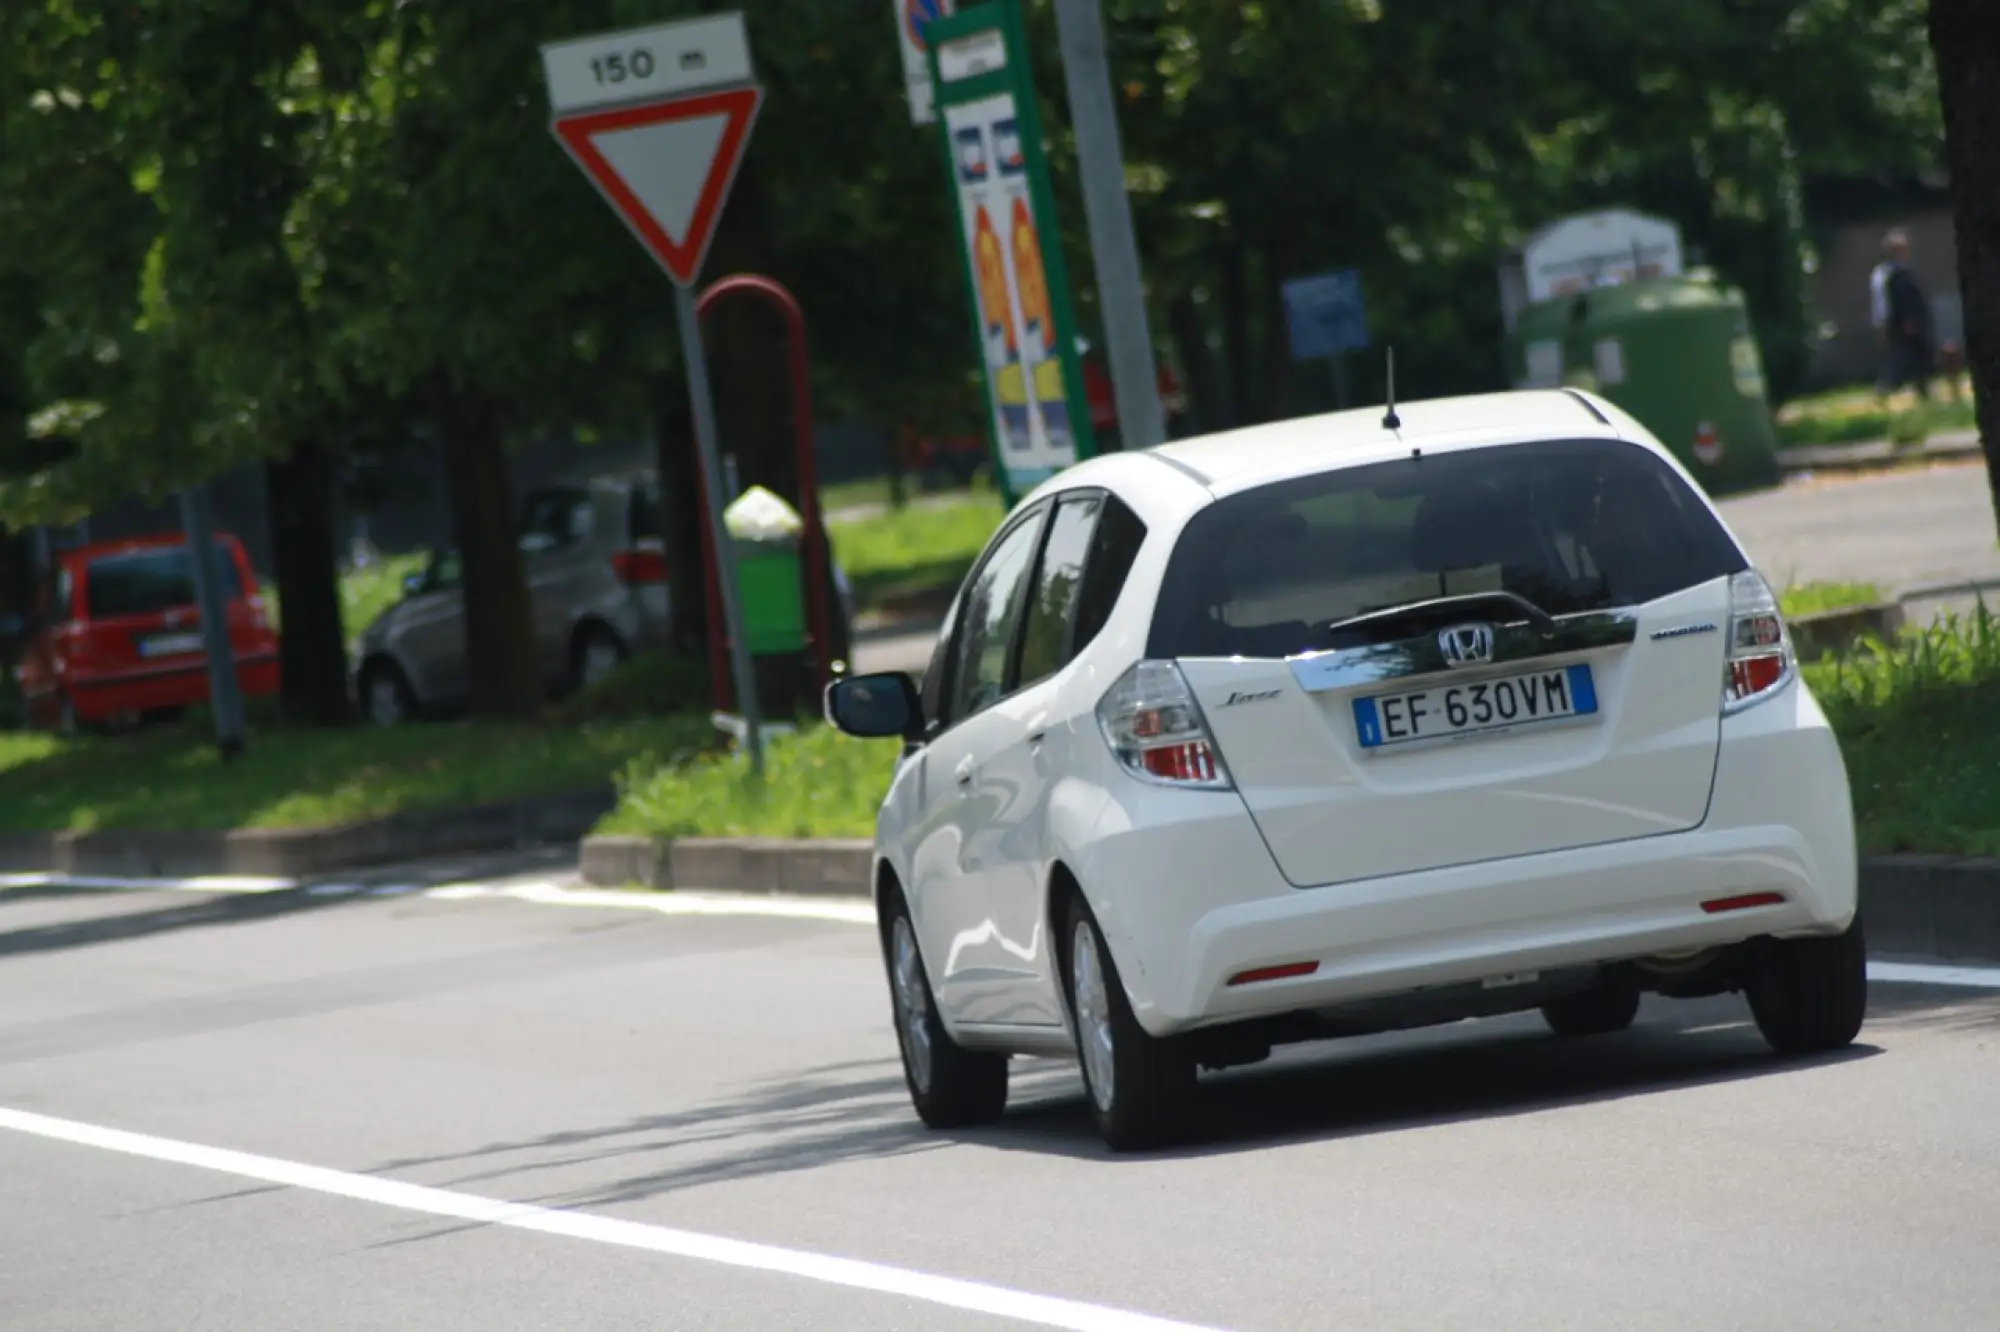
675,284,765,779
1052,0,1164,452
176,484,246,760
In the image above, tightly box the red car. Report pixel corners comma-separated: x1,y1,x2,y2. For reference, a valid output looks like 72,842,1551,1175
16,533,281,731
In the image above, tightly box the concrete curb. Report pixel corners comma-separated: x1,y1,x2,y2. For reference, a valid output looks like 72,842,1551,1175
1789,602,1905,661
1861,855,2000,963
1776,429,1980,473
580,834,873,897
0,787,616,880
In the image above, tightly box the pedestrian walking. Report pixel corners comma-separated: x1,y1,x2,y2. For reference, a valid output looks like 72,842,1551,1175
1871,227,1935,401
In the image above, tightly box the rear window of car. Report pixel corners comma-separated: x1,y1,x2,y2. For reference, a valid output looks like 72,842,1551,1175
1148,437,1748,659
84,544,246,619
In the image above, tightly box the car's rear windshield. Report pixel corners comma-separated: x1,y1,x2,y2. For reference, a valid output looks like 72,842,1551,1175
85,543,245,618
1149,437,1747,659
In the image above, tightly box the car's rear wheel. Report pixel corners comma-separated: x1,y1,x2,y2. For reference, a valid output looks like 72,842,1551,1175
1063,897,1196,1153
1747,915,1868,1056
573,625,626,690
882,896,1008,1129
1540,976,1642,1038
360,660,416,728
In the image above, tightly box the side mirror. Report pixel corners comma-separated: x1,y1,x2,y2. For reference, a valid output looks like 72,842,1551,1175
824,671,923,741
401,571,425,597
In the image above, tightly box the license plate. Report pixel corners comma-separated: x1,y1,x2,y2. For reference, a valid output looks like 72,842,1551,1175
138,632,205,658
1353,664,1597,750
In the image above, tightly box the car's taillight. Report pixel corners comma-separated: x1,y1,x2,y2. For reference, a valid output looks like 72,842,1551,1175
611,548,668,586
1723,570,1795,714
1095,660,1233,789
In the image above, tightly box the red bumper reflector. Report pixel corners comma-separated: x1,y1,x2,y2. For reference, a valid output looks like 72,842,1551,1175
1701,891,1786,915
1226,960,1319,987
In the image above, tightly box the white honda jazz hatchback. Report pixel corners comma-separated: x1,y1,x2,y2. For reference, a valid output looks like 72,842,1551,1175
825,388,1863,1152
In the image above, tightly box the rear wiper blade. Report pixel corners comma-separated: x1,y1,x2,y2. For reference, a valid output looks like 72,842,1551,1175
1327,590,1559,639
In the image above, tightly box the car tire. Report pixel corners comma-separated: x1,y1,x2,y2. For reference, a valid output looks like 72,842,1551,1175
1540,976,1642,1038
1747,914,1868,1056
360,660,416,728
572,624,627,691
881,891,1008,1130
1063,896,1196,1153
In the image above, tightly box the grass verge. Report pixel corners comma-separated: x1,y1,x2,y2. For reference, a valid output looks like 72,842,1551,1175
600,724,901,840
1776,380,1975,448
829,493,1004,615
1781,581,1882,618
1807,603,2000,856
0,713,717,834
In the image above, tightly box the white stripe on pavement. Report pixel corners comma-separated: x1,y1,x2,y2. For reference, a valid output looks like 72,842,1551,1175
1868,960,2000,990
0,1106,1226,1332
423,881,876,924
0,871,294,894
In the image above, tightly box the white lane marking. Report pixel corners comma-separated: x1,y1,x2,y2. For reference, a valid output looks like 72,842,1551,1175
0,871,293,894
427,881,877,925
1869,960,2000,990
0,1106,1226,1332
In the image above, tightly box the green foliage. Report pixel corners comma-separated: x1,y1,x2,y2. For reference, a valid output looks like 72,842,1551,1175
600,724,902,840
0,0,1947,521
1806,604,2000,855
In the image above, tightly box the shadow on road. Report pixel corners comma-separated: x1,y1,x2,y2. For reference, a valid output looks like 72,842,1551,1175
0,846,572,964
354,985,2000,1246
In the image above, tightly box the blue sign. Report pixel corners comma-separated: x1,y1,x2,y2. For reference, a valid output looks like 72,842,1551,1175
1281,269,1370,361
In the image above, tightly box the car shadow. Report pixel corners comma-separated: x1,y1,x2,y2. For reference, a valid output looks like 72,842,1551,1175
354,990,1952,1247
975,1004,1885,1162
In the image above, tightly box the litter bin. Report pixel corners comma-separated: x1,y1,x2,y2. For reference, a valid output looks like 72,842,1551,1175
1509,273,1780,494
723,486,808,656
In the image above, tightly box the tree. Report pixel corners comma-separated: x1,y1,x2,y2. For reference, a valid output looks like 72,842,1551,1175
1929,0,2000,534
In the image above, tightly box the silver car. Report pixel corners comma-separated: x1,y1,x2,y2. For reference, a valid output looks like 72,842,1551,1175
353,471,851,725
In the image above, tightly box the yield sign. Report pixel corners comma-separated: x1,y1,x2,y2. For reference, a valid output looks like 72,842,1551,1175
551,85,762,287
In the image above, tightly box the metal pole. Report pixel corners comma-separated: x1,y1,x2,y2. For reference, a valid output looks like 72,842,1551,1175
675,284,765,779
1052,0,1165,452
176,485,247,759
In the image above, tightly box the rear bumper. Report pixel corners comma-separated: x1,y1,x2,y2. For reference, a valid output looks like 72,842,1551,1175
70,653,281,720
1076,680,1857,1038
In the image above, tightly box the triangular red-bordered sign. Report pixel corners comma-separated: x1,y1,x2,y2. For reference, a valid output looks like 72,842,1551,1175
551,84,762,287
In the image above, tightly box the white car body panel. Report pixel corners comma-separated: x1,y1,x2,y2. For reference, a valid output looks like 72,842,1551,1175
866,389,1857,1053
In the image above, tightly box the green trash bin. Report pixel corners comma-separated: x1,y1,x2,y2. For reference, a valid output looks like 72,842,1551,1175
1509,273,1780,494
723,486,808,656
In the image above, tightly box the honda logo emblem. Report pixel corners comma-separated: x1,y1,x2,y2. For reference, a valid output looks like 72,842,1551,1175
1438,622,1495,668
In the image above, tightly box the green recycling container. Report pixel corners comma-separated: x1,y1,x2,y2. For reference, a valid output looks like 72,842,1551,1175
734,542,807,655
1508,274,1780,494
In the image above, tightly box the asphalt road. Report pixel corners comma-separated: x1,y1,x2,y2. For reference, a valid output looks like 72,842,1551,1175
5,871,2000,1330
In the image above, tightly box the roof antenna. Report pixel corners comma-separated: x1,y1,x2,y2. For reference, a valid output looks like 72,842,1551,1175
1381,346,1401,431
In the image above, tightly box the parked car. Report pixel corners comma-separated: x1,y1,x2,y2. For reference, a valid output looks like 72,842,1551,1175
353,470,854,726
827,387,1865,1152
16,533,280,732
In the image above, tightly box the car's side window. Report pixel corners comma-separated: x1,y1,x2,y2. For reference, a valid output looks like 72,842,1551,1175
944,506,1048,725
1015,493,1103,691
519,488,594,555
1070,494,1147,655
